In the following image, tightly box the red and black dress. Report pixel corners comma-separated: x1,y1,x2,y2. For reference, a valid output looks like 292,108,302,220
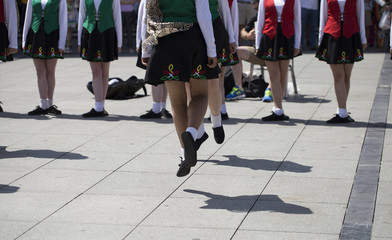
316,0,366,64
255,0,301,61
0,0,18,62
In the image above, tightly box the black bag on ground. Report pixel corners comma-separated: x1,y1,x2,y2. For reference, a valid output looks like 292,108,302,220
243,74,269,98
87,76,147,99
224,67,236,95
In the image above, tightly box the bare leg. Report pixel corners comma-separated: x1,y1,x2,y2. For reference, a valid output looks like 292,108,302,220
33,59,49,100
45,58,58,99
90,62,110,102
265,60,289,110
330,64,351,109
207,78,221,116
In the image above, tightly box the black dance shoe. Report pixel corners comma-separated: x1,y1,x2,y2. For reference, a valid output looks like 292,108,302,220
212,126,225,144
140,109,161,119
161,109,173,118
195,132,209,151
82,108,109,118
262,112,289,121
28,106,48,115
326,114,355,124
47,105,62,115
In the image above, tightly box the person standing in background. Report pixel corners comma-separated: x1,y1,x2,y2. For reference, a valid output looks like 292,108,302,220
300,0,318,50
316,0,367,123
78,0,122,117
0,0,18,112
120,0,137,53
238,0,257,44
23,0,68,115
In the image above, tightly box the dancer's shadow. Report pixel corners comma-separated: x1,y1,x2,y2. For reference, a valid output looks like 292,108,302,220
0,184,20,193
184,189,313,214
208,155,312,173
0,147,88,160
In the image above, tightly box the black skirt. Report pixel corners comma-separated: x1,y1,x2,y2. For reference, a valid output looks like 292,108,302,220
256,23,295,61
316,32,364,64
80,26,118,62
213,17,239,66
144,23,220,86
23,21,64,59
0,23,9,62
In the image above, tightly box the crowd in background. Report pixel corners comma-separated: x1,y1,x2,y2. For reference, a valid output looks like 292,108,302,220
12,0,391,54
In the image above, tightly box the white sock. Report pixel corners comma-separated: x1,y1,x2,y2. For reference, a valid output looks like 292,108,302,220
211,114,222,128
94,102,104,112
48,99,53,107
186,127,197,141
40,99,48,109
160,102,166,110
273,107,284,116
220,104,227,114
197,123,205,139
152,102,161,113
338,108,348,118
181,148,185,160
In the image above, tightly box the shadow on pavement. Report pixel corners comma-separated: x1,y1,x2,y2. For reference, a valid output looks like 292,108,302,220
207,155,312,173
0,185,20,193
0,147,88,160
184,189,313,214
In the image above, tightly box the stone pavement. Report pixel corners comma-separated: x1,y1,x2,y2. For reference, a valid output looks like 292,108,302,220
0,52,391,240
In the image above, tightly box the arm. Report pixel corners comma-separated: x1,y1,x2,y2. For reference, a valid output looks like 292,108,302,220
78,0,86,48
231,0,239,45
113,0,123,49
136,0,145,50
58,0,68,51
255,0,265,50
22,0,33,49
357,0,367,47
293,0,301,50
318,0,327,46
195,0,217,59
218,0,236,44
4,0,18,52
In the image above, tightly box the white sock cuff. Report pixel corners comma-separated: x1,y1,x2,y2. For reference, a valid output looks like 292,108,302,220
152,102,161,113
273,107,284,116
160,102,167,110
94,102,104,112
197,123,205,139
40,99,48,109
186,127,197,141
211,114,222,128
338,108,348,118
220,104,227,114
48,99,53,107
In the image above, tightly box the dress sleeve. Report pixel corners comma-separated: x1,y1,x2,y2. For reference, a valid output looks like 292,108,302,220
231,0,239,45
4,0,18,49
113,0,123,48
136,0,145,49
58,0,68,50
78,0,86,46
255,0,265,50
218,0,236,44
293,0,301,49
356,0,367,44
318,0,327,46
22,0,33,49
196,0,217,58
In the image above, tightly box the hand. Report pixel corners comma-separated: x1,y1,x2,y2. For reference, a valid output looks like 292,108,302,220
7,48,17,55
294,48,301,56
362,43,367,51
58,48,64,55
118,47,121,53
390,48,392,56
207,57,217,68
229,42,237,54
136,47,139,53
142,57,149,66
248,29,256,40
